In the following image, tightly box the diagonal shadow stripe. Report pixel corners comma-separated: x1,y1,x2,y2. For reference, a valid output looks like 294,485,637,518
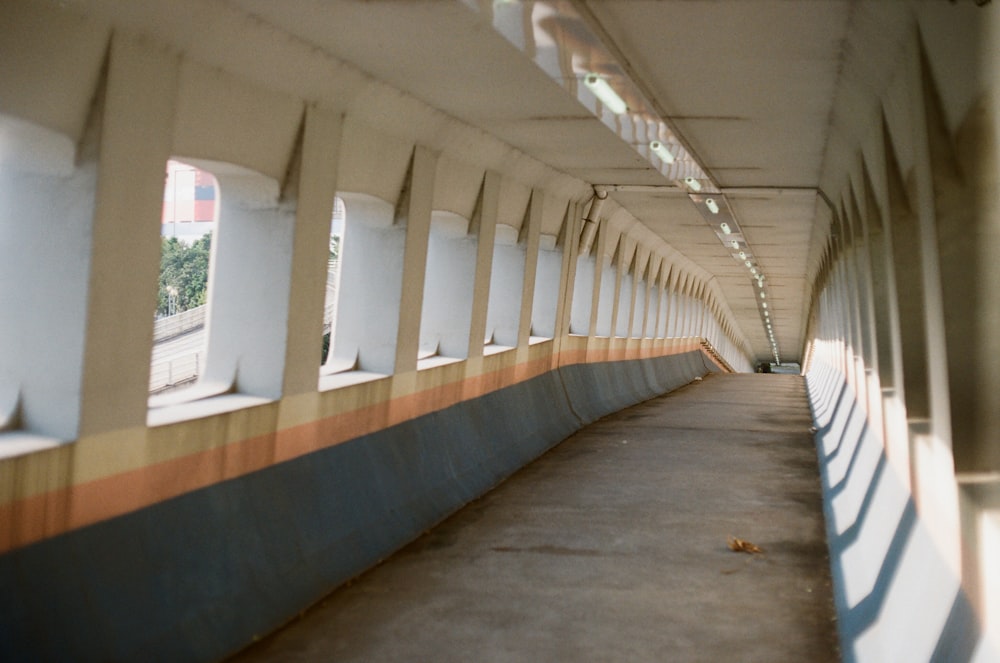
828,453,887,549
928,590,980,663
815,379,850,433
817,383,853,456
838,499,917,645
823,398,859,464
829,420,872,499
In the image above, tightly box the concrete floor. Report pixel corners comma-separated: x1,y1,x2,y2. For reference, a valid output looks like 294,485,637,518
229,373,838,662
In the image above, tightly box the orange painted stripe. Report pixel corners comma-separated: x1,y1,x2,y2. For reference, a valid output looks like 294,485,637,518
0,345,717,554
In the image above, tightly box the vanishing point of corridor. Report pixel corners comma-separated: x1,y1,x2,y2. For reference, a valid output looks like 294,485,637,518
232,374,838,662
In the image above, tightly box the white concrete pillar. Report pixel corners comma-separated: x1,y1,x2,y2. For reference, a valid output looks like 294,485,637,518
613,247,631,339
395,146,438,373
657,269,670,339
907,40,954,446
645,257,662,339
594,228,616,338
552,201,581,341
467,174,501,359
78,37,179,434
281,107,342,396
477,173,516,352
570,215,604,337
517,189,544,345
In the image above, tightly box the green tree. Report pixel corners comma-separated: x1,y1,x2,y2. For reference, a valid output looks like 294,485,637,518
158,233,211,317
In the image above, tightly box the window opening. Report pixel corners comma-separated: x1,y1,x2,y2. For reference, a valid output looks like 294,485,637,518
149,160,216,395
322,194,401,380
418,211,476,368
569,252,596,335
615,269,633,338
321,196,345,367
594,255,615,337
656,284,668,338
531,234,561,340
632,275,647,338
484,224,523,354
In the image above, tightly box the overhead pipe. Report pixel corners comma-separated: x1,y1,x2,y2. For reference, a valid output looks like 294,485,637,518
578,186,608,256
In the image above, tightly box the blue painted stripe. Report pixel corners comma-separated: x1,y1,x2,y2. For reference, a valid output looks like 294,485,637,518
0,352,713,662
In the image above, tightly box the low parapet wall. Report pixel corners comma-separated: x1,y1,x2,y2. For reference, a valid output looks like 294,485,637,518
152,305,207,343
0,349,717,662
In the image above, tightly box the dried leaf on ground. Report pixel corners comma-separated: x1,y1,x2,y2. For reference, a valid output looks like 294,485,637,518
728,536,763,554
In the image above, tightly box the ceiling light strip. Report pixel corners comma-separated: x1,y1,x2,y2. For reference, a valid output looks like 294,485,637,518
687,192,778,363
478,0,711,190
476,0,778,363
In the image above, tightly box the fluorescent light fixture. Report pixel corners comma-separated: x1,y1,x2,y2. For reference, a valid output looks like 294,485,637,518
705,198,719,214
584,74,627,114
649,141,675,164
684,176,702,191
720,223,732,234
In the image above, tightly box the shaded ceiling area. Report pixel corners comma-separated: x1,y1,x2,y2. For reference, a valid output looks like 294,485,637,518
221,0,865,362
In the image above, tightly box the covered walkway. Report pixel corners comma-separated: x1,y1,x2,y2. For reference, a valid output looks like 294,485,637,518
233,374,838,661
3,2,997,660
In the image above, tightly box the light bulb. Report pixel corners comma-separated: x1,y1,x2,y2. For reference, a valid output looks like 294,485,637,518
584,74,627,114
684,177,702,192
649,141,675,164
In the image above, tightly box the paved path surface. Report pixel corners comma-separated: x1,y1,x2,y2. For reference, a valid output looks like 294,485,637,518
230,373,838,662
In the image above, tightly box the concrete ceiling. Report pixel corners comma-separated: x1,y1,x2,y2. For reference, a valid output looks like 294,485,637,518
226,0,860,363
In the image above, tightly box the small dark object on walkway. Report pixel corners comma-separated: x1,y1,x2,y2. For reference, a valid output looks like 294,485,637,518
728,536,764,554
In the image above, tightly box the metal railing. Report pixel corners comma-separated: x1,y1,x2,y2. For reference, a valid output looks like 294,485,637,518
149,351,203,393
